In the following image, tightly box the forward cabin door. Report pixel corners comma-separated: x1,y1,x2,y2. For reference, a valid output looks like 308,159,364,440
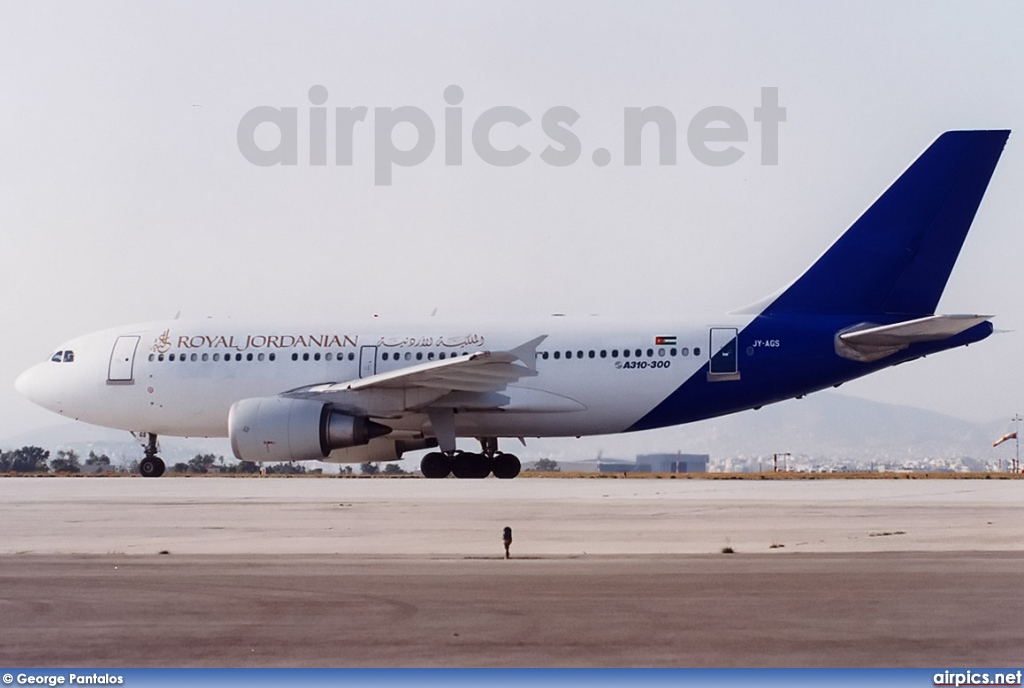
108,336,140,383
359,345,378,378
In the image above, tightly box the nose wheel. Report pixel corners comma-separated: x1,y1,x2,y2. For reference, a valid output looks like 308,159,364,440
140,456,166,477
139,432,166,478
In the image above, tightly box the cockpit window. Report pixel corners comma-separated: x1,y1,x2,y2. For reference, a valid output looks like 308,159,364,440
63,351,74,363
51,351,64,363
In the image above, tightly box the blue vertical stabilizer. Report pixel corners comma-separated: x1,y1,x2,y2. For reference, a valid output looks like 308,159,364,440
763,130,1009,317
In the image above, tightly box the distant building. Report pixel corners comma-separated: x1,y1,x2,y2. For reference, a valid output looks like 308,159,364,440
536,450,712,473
635,453,709,473
551,453,709,474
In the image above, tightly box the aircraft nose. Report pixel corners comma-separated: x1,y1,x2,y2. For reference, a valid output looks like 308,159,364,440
16,365,36,399
16,363,56,409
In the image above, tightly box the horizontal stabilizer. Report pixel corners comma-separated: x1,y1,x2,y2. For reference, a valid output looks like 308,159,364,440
836,314,991,362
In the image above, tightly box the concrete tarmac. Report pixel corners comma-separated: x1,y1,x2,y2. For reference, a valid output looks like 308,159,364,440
1,477,1022,667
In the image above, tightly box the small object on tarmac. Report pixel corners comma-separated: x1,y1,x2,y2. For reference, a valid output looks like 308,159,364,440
502,526,513,559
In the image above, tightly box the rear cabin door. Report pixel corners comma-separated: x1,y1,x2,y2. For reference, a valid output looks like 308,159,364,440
108,336,141,383
708,328,740,380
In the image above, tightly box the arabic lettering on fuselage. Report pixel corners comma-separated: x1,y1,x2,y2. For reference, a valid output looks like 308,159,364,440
376,334,485,348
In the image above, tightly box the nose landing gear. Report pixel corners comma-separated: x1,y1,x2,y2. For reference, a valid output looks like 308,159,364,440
138,432,165,478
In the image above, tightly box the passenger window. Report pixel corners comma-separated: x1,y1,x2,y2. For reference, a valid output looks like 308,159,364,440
670,348,677,356
588,351,595,359
348,353,355,361
636,349,643,357
647,349,654,357
247,353,254,361
202,353,209,362
416,352,423,361
681,347,689,356
427,352,435,361
169,353,176,362
313,353,321,361
148,353,155,362
623,349,630,358
213,353,220,362
302,353,309,361
600,350,607,358
269,353,276,361
658,348,665,357
541,352,549,360
611,349,619,358
694,347,701,356
404,352,411,361
381,352,389,361
258,353,265,361
553,351,561,360
191,353,198,362
577,351,584,359
158,354,165,362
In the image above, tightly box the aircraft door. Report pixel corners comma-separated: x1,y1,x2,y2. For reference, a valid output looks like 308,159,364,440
359,346,378,378
708,328,739,380
108,335,141,383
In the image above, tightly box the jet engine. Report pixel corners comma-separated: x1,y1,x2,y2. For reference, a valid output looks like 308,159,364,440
229,397,391,463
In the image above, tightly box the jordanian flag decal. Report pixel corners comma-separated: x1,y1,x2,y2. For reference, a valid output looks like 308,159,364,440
655,336,677,346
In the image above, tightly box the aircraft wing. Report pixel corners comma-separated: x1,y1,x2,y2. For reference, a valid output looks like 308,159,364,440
290,335,547,396
836,314,991,362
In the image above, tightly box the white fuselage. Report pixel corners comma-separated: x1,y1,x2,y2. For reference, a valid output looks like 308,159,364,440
16,315,754,445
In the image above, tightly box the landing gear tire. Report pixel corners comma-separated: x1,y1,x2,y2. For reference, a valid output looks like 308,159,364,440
420,452,452,479
491,453,521,479
140,456,165,478
452,452,492,479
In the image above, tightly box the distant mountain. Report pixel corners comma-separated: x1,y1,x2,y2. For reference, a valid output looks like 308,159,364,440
0,393,1013,471
513,393,1010,467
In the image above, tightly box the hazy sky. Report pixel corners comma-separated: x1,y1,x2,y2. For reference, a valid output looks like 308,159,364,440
2,1,1023,443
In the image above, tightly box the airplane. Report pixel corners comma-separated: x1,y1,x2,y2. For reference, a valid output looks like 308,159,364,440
16,130,1010,478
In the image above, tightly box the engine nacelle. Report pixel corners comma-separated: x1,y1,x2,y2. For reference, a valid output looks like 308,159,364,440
228,397,391,463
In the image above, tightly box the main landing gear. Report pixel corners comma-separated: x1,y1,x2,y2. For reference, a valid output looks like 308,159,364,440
138,432,166,478
420,437,521,480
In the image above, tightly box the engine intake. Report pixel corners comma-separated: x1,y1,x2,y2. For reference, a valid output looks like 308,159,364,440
229,397,391,463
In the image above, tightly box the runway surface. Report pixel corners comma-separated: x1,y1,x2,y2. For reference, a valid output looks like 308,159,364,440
1,477,1022,666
